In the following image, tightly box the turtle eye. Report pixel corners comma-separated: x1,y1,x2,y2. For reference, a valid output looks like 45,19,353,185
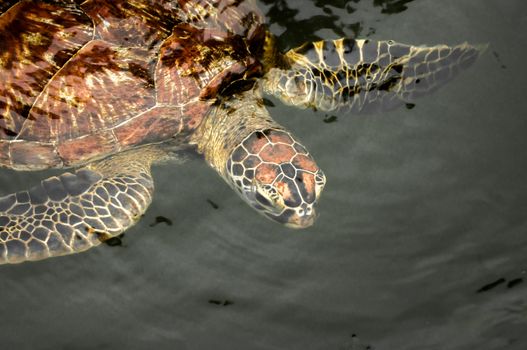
262,184,279,200
315,170,326,186
253,184,283,213
255,190,273,207
314,170,326,196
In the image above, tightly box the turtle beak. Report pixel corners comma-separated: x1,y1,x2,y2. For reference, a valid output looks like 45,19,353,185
265,203,318,229
285,211,316,229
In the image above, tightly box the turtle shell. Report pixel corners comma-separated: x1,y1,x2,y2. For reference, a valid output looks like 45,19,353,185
0,0,265,170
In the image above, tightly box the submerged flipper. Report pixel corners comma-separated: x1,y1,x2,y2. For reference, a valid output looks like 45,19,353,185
0,147,165,264
263,38,485,112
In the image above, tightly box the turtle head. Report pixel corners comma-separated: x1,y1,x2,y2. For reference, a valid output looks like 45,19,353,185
226,128,326,228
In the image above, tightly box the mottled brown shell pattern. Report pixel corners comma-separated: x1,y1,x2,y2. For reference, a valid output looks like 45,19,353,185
0,0,265,170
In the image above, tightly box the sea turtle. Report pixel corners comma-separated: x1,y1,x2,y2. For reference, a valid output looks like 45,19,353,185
0,0,482,264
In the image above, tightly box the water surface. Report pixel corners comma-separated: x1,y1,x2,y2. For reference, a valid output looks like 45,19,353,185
1,1,526,349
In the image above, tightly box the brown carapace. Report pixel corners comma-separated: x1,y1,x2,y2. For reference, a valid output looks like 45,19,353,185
0,0,484,264
0,0,265,170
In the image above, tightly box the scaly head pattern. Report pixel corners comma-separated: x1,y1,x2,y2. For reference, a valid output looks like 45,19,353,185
226,128,325,228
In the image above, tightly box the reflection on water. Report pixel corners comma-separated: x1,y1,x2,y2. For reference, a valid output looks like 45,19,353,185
260,0,415,49
1,0,527,349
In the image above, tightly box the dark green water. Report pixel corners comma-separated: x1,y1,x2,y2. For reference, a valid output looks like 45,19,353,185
1,1,527,349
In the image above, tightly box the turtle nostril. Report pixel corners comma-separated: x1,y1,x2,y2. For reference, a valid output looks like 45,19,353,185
296,203,314,218
296,176,303,183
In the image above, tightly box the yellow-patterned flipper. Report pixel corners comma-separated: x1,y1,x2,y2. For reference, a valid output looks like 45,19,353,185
263,38,485,112
0,147,165,264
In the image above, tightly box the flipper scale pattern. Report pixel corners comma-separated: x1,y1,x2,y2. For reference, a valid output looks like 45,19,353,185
264,38,484,112
0,149,157,264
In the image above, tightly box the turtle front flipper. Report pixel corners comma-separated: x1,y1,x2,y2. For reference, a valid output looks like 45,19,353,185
263,38,486,112
0,147,165,264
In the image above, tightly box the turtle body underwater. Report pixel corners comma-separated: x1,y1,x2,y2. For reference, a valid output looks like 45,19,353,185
0,0,483,264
